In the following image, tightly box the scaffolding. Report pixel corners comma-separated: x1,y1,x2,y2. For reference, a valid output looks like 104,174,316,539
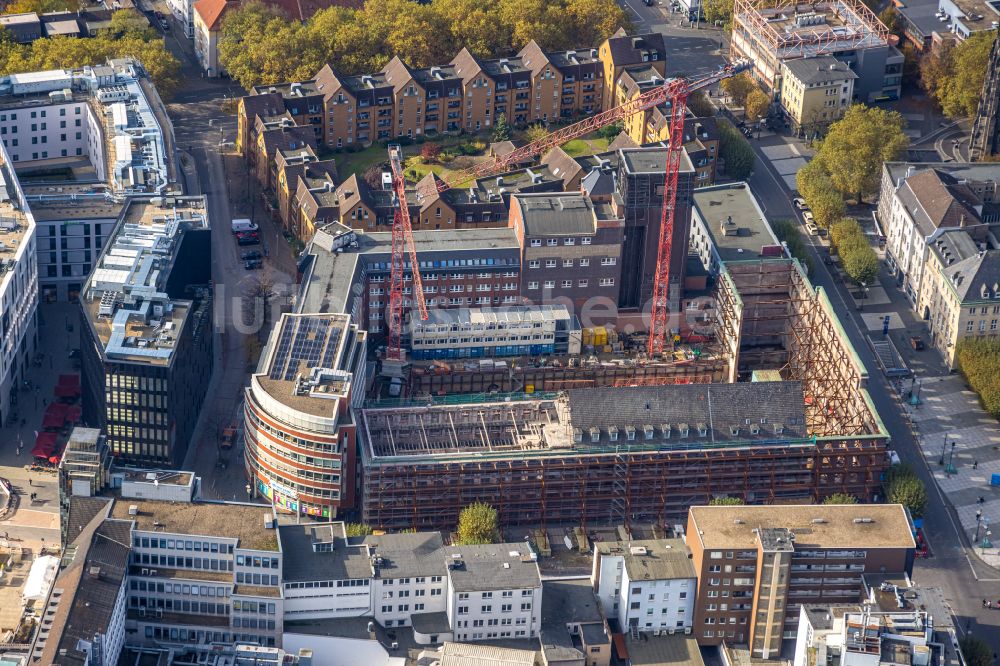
733,0,891,59
357,258,890,532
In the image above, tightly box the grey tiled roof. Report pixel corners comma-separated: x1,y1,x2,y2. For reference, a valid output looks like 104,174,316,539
566,381,808,443
64,495,112,546
782,56,857,85
445,543,541,593
942,248,1000,303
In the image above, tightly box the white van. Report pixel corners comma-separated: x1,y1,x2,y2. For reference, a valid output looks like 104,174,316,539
231,218,258,234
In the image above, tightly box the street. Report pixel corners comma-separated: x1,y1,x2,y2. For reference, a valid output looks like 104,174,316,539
746,133,1000,649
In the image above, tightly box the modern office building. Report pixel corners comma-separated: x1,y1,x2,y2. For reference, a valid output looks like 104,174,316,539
685,504,916,658
243,313,367,519
0,144,38,431
79,196,212,466
0,61,177,301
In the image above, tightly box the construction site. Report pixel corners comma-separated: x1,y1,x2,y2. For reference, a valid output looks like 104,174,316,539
357,258,890,532
730,0,902,102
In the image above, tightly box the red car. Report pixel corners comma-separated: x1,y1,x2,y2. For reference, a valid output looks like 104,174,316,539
236,232,260,246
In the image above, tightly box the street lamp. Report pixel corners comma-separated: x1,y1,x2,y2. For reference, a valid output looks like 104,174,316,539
245,483,252,500
939,435,950,465
945,441,957,475
859,281,867,312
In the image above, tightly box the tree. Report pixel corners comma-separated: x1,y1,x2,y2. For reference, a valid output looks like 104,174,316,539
744,88,770,122
718,119,754,179
771,219,813,272
815,105,908,202
524,124,549,143
687,90,715,118
456,502,500,545
420,143,442,163
492,112,512,142
5,0,79,12
708,497,744,505
878,5,902,34
936,32,993,119
346,523,374,536
809,187,846,229
598,120,625,141
703,0,733,27
840,241,879,285
957,337,1000,418
918,45,952,104
885,466,928,518
362,164,385,189
721,72,755,107
823,493,859,504
829,217,864,252
960,637,994,666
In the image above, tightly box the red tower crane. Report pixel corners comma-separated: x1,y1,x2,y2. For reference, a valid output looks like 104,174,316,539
384,61,752,360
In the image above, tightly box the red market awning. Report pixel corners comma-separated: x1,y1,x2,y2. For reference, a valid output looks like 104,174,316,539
66,405,82,423
54,384,81,398
45,402,69,419
57,374,80,388
32,432,57,458
42,413,64,430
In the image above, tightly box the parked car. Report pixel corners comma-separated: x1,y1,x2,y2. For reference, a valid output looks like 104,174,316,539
241,250,262,261
236,232,260,246
244,258,263,270
231,218,258,234
159,16,170,30
802,211,815,224
792,197,808,210
806,222,819,235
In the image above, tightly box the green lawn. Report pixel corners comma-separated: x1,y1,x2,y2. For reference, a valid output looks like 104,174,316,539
329,131,609,182
560,135,610,157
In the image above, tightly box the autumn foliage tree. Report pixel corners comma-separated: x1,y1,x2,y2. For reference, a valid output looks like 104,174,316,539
219,0,631,89
0,10,180,99
957,337,1000,418
456,502,500,545
919,32,993,119
813,105,908,203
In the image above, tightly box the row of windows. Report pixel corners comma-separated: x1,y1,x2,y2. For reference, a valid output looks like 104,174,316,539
233,617,278,630
528,258,593,268
529,237,593,247
528,278,614,288
457,602,531,614
131,580,227,597
235,572,279,586
133,552,232,571
232,600,277,614
236,555,279,569
0,107,81,120
284,579,370,589
131,596,228,615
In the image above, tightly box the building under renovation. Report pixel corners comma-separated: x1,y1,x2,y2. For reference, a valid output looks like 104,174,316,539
731,0,903,103
358,258,890,531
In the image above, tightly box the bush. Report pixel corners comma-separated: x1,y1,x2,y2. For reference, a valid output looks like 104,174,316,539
957,337,1000,418
346,523,373,536
822,493,859,504
885,464,928,517
718,119,754,180
708,497,744,505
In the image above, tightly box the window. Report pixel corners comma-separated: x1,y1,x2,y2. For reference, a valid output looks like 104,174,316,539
547,238,558,246
562,280,572,288
601,257,616,265
564,237,575,245
545,259,557,268
530,239,541,247
544,280,555,289
579,279,588,287
579,258,590,267
581,237,592,245
528,281,539,290
528,260,540,268
599,278,614,286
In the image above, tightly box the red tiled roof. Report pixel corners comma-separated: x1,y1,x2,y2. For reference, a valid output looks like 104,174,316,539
194,0,230,30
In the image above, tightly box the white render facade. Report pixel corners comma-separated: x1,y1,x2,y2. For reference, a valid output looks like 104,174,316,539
592,540,697,634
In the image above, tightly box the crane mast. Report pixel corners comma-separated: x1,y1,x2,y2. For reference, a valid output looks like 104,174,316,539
384,61,752,360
